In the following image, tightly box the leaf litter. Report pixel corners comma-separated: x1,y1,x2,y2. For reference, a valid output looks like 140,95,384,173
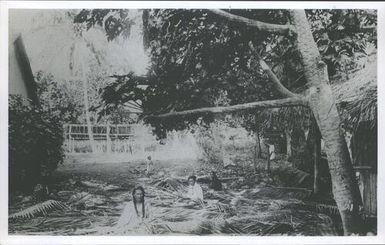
9,158,340,235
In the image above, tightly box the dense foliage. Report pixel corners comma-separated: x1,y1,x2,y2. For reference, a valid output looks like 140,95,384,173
307,9,377,76
35,70,136,124
9,95,64,192
74,9,376,137
75,9,298,134
36,71,84,124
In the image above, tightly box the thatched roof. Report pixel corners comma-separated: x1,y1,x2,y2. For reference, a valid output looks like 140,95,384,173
331,54,377,131
261,55,377,133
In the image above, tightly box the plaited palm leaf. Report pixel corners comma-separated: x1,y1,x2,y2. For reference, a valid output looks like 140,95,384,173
154,177,184,192
315,204,340,216
207,202,234,214
254,186,311,200
271,166,311,189
287,202,339,217
261,223,294,235
289,168,311,187
9,200,68,220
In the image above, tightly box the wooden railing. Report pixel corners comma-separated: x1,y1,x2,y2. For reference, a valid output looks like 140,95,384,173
63,124,148,153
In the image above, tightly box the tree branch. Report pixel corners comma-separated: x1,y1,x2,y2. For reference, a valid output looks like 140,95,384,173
208,9,295,35
150,97,308,119
248,41,300,98
109,74,151,85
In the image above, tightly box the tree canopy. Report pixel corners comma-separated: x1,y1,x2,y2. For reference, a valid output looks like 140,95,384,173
74,9,376,135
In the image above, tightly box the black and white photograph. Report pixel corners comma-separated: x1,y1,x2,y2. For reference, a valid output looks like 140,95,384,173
1,1,384,244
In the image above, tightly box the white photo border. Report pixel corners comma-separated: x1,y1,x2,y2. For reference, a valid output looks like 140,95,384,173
1,1,384,244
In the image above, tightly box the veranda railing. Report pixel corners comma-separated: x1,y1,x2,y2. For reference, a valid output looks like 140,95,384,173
63,124,150,153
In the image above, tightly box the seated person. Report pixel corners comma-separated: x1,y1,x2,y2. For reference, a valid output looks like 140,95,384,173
186,175,204,201
116,186,151,233
210,171,222,191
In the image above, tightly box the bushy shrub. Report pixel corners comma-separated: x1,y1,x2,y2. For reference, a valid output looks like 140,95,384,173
35,71,83,124
192,118,255,166
9,95,64,192
191,122,224,166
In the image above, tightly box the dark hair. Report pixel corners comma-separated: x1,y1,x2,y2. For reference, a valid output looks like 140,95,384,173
210,171,222,191
211,171,218,180
132,186,145,218
188,175,197,182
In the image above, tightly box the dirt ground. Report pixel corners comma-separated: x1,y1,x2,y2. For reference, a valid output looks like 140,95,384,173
57,154,200,186
9,154,343,236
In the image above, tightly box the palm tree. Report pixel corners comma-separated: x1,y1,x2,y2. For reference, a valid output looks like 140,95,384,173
11,9,148,152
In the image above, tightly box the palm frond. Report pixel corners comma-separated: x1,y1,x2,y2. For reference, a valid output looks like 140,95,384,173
253,186,312,200
315,204,340,216
271,166,312,189
153,177,184,192
287,202,340,217
261,222,294,235
9,200,69,220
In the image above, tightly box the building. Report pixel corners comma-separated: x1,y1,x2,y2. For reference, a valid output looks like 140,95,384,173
9,33,39,105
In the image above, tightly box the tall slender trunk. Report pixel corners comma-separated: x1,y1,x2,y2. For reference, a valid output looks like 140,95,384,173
255,116,262,159
106,122,111,153
313,124,321,194
290,10,363,235
257,136,262,159
142,9,150,50
80,59,96,153
253,129,262,172
285,129,292,161
266,151,271,173
265,143,271,174
253,134,258,172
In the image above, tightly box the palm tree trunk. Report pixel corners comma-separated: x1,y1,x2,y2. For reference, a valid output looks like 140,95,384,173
80,59,96,153
313,125,321,194
257,133,262,158
253,136,258,172
253,129,262,172
142,9,150,50
255,116,262,159
285,129,292,161
289,10,363,235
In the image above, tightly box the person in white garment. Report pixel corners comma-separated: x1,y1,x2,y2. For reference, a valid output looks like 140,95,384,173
115,186,151,234
186,175,204,201
145,155,154,176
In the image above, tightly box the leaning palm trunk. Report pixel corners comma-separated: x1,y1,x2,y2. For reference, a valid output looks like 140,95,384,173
289,10,363,235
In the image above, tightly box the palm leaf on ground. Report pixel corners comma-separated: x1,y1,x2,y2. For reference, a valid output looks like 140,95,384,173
9,200,68,220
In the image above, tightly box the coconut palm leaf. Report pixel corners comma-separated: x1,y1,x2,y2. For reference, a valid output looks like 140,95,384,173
287,202,339,217
253,186,312,200
9,200,69,220
315,204,340,216
154,177,184,192
271,166,312,189
261,222,294,235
